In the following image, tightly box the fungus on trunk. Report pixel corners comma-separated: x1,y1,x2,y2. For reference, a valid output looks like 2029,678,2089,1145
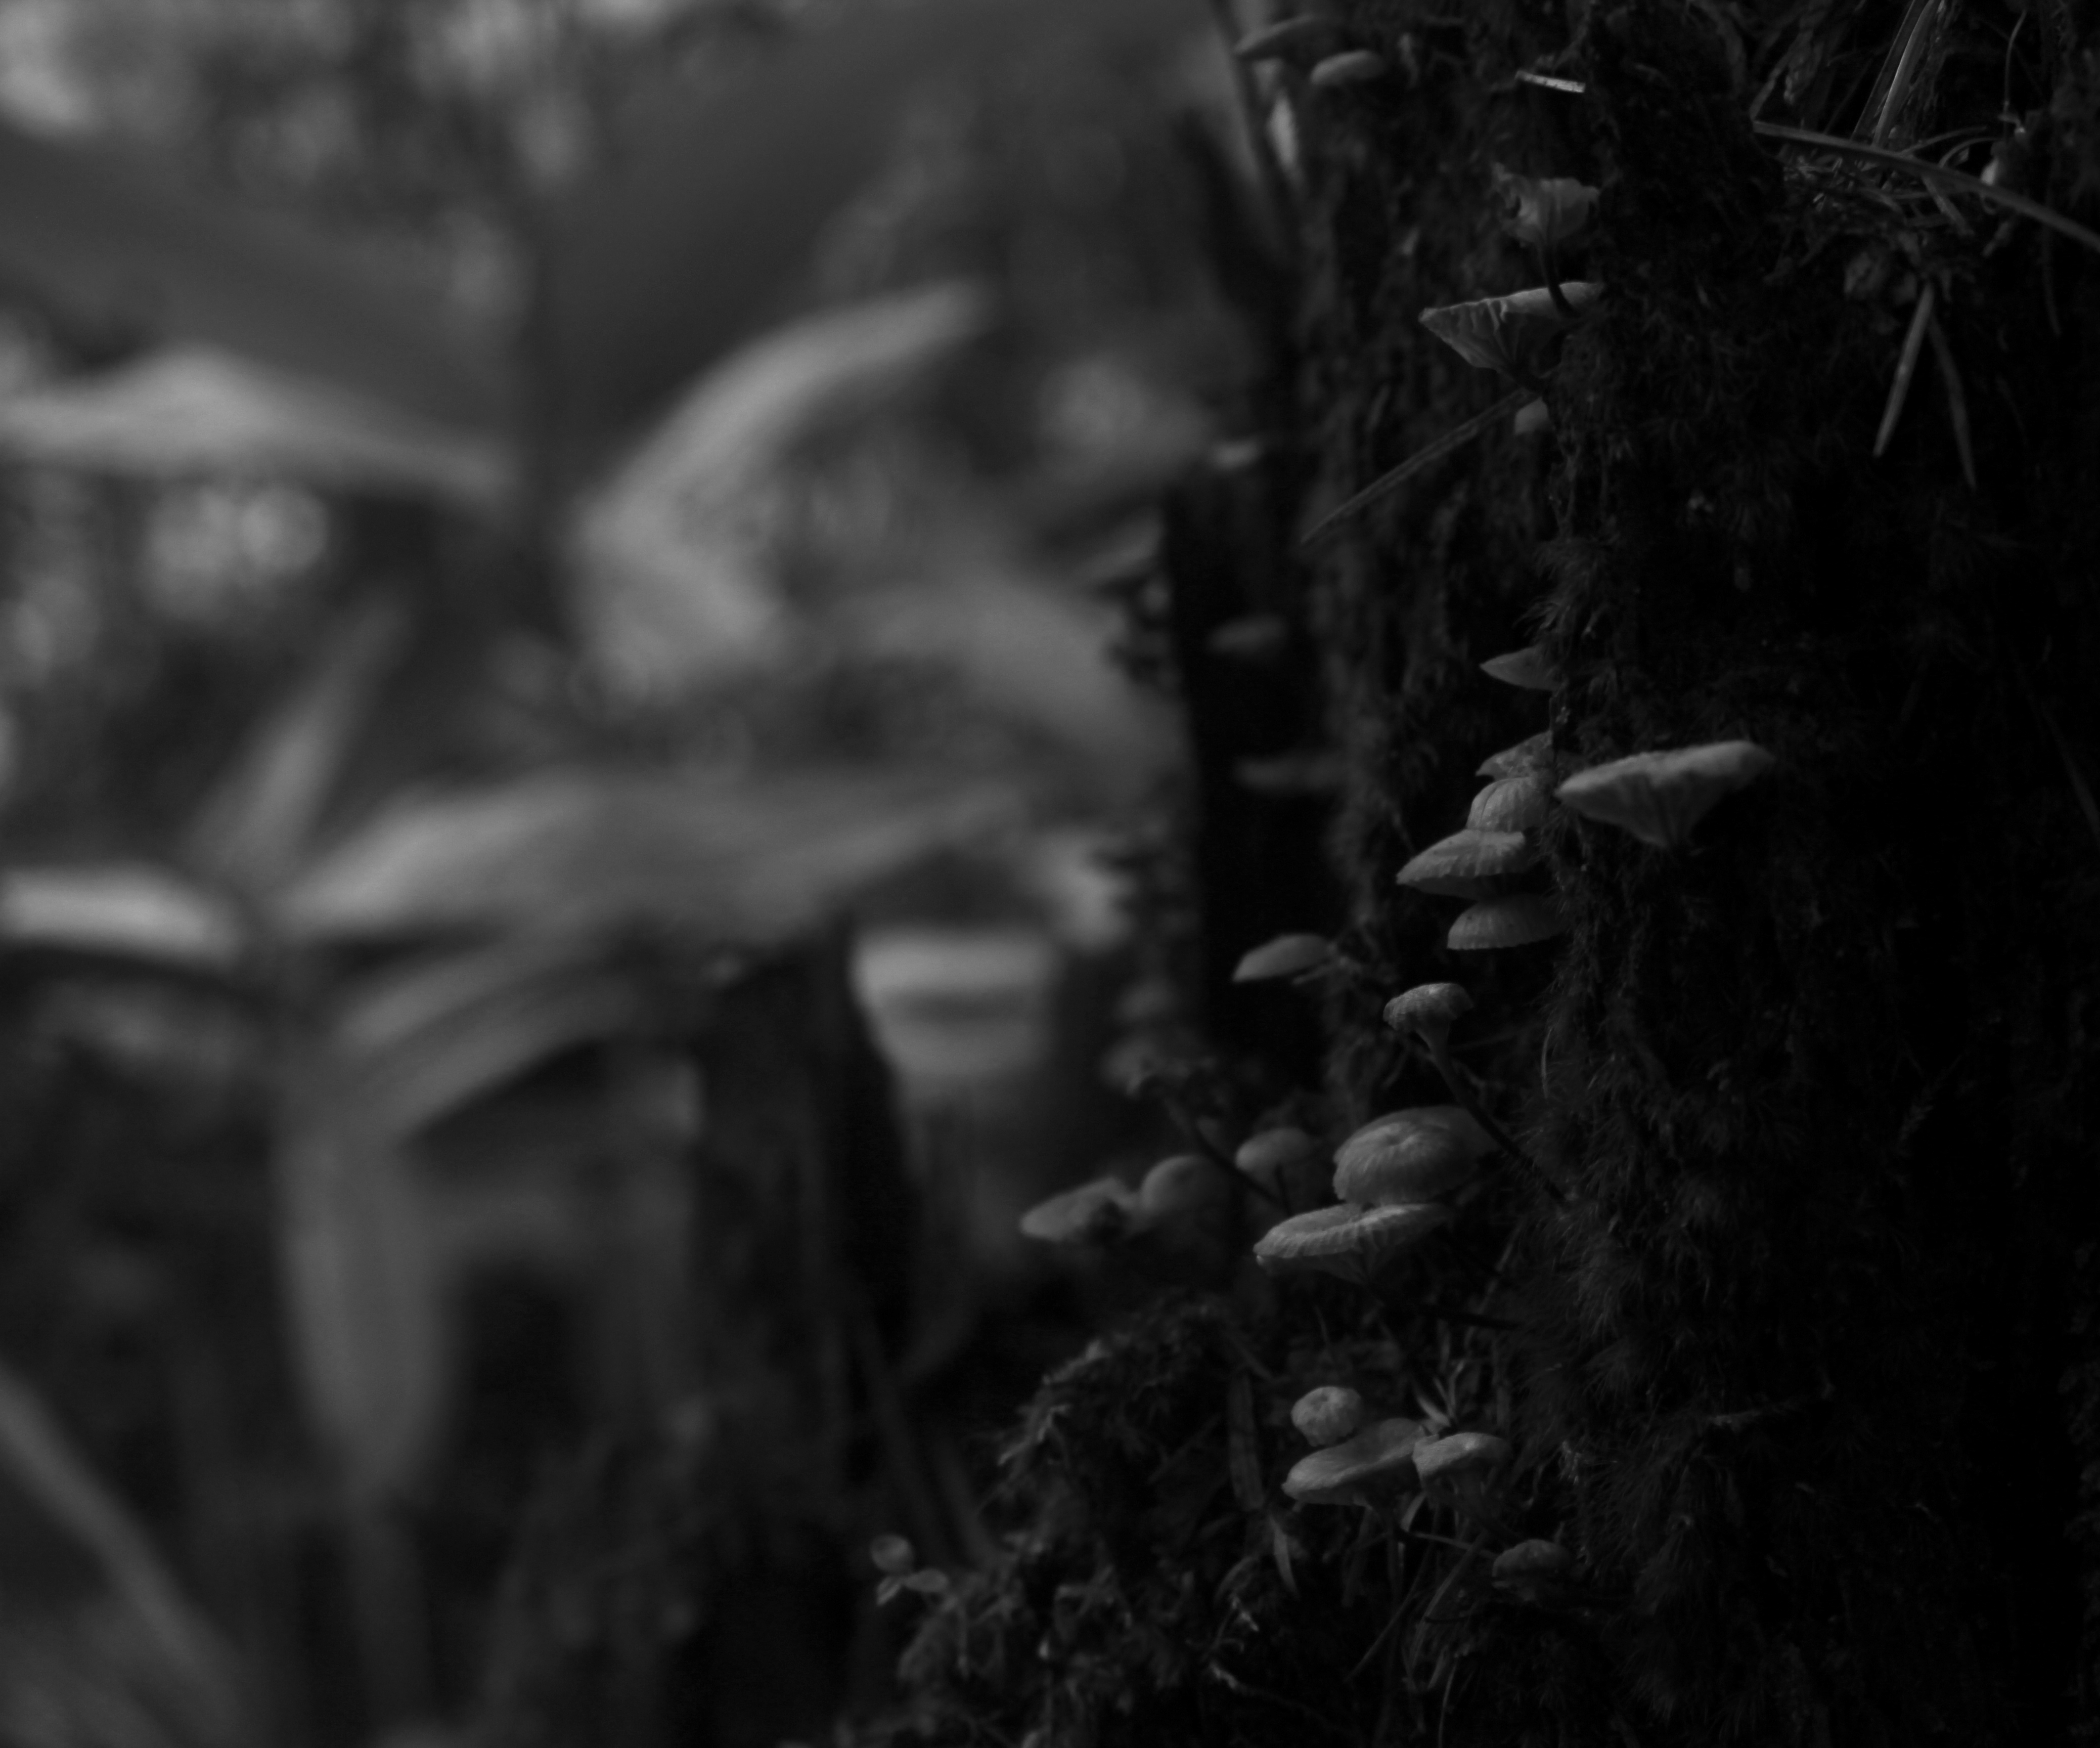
1555,739,1775,848
1290,1385,1367,1449
1447,893,1567,950
1282,1416,1427,1505
1232,933,1333,982
1019,1175,1136,1245
1480,646,1561,691
1252,1201,1452,1287
1466,770,1552,833
1331,1107,1493,1204
1395,829,1536,897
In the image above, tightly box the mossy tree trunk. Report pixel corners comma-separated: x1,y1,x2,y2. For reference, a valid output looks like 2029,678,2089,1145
1215,1,2100,1740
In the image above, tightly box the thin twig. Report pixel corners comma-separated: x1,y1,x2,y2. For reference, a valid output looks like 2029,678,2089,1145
1922,309,1976,488
1873,280,1937,457
1301,388,1533,547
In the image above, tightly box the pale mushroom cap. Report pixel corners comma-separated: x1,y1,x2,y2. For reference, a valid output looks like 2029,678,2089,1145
1480,646,1562,691
1251,1202,1452,1282
1235,1126,1321,1178
1467,771,1552,833
1419,285,1602,376
1290,1385,1367,1448
1136,1153,1228,1221
1309,49,1388,88
1233,933,1333,982
1492,166,1601,249
1332,1108,1492,1205
1447,894,1567,950
1396,830,1536,896
1555,740,1776,848
1413,1430,1512,1489
1478,730,1552,779
1492,1539,1572,1582
1282,1416,1426,1504
1019,1176,1136,1244
1382,982,1474,1040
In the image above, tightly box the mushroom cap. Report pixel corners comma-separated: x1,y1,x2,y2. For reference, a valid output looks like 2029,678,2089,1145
1555,740,1775,849
1491,1539,1572,1583
1232,933,1333,982
1419,285,1602,377
1308,49,1388,88
1478,731,1552,779
1135,1154,1229,1222
1381,982,1474,1041
1447,894,1567,951
1332,1108,1493,1205
1396,830,1536,897
1019,1176,1136,1244
1413,1431,1512,1492
1283,1416,1427,1504
1467,772,1552,834
1235,1126,1321,1180
1491,165,1600,250
1480,646,1562,691
1252,1202,1452,1284
1290,1385,1367,1448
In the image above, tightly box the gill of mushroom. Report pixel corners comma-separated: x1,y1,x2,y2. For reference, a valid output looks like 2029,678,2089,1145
1382,983,1568,1203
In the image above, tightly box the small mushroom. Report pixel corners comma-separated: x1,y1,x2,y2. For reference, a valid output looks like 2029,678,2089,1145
1381,981,1473,1050
1290,1385,1367,1449
1448,894,1567,950
1480,646,1561,691
1491,166,1600,251
1555,740,1775,848
1420,284,1601,380
1236,1125,1319,1183
1232,933,1333,982
1309,49,1389,88
1491,1539,1573,1605
1478,730,1551,779
1511,398,1551,436
1018,1175,1137,1245
1283,1416,1426,1505
1396,829,1536,896
1332,1107,1493,1204
1466,771,1552,833
1252,1201,1451,1286
1134,1153,1230,1225
1413,1430,1512,1515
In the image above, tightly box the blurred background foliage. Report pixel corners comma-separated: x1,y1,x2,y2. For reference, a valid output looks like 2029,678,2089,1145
0,1,1260,1743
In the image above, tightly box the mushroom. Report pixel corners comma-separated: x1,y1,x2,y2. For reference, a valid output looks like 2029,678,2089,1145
1018,1176,1136,1245
1412,1430,1512,1516
1448,894,1567,950
1331,1107,1493,1205
1232,933,1333,982
1555,740,1775,848
1478,730,1551,779
1252,1201,1452,1286
1466,771,1552,833
1290,1385,1367,1449
1309,49,1389,88
1395,829,1536,897
1491,167,1599,251
1133,1154,1231,1226
1420,285,1601,383
1282,1416,1427,1505
1480,646,1561,691
1491,1539,1573,1605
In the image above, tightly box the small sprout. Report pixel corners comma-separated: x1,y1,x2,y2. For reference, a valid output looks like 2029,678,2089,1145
1478,730,1552,779
1331,1107,1492,1205
1413,1430,1511,1515
1206,613,1290,662
1480,646,1561,690
1252,1201,1452,1286
1512,398,1552,436
1492,1538,1573,1605
870,1534,916,1577
1420,284,1601,382
1232,932,1333,982
1395,829,1536,896
1555,740,1776,848
1018,1175,1136,1245
1283,1417,1426,1505
1447,894,1567,950
1309,50,1389,88
1491,165,1600,250
1291,1385,1367,1449
1466,771,1552,833
1234,17,1333,63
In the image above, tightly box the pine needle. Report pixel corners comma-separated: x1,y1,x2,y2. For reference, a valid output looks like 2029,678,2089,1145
1873,281,1936,458
1301,388,1533,547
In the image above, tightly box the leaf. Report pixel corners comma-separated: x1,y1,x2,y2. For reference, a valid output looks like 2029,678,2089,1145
0,117,508,431
0,346,512,507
